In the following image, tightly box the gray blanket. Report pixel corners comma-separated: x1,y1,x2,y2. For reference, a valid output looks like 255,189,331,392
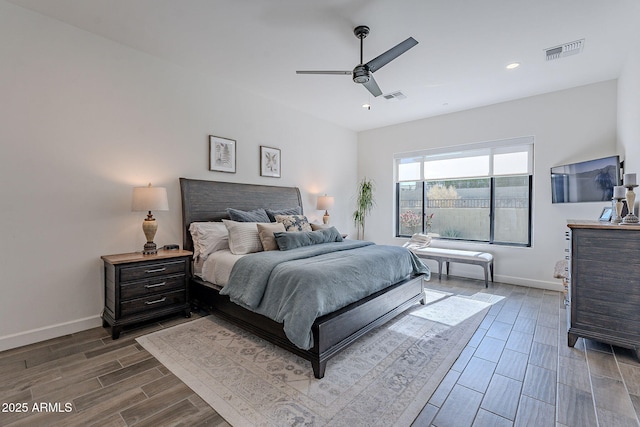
220,240,430,349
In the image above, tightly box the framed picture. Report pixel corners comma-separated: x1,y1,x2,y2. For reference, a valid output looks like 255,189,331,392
260,146,281,178
209,135,236,173
599,207,613,222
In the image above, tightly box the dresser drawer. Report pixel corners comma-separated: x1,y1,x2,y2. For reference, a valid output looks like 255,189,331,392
120,259,186,282
120,274,185,300
120,288,186,317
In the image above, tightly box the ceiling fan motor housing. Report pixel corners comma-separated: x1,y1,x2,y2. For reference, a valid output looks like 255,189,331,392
353,65,370,83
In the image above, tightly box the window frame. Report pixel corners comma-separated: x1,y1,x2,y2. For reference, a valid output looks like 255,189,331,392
394,137,533,247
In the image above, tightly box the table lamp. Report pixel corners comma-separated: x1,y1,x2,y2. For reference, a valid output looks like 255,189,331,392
132,183,169,254
316,195,334,224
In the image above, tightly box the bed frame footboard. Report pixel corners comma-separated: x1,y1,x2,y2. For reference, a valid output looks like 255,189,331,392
190,274,425,379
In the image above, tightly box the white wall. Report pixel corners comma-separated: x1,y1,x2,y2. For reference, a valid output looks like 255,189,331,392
0,2,357,350
618,43,640,178
358,81,618,290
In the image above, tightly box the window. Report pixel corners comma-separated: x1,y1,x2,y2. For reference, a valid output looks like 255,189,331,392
395,137,533,246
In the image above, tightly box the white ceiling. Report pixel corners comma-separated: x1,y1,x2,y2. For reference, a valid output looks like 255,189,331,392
8,0,640,132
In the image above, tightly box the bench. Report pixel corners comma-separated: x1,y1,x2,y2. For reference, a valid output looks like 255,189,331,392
412,247,494,287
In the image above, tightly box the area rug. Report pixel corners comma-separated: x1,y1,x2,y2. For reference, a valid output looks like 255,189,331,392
137,290,494,427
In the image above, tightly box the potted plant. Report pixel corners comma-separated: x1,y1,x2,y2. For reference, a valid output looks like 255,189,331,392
353,177,375,239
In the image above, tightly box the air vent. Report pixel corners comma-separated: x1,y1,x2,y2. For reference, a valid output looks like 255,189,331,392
383,91,407,101
545,39,584,61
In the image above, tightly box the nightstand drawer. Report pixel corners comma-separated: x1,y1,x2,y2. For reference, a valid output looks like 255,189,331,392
120,289,186,317
120,259,186,281
120,274,185,300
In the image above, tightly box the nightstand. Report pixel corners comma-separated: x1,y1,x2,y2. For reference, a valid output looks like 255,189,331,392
101,249,192,339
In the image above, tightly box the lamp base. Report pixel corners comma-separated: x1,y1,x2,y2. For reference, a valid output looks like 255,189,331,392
322,210,330,224
143,242,158,254
142,216,159,254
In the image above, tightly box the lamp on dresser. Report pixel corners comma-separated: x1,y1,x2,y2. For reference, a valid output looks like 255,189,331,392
316,194,334,224
132,183,169,254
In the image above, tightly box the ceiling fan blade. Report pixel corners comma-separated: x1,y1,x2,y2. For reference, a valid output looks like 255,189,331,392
365,37,418,73
296,71,351,75
362,74,382,97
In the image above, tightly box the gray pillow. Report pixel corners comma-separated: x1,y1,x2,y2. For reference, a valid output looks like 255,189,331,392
274,227,343,251
226,207,270,223
266,206,301,222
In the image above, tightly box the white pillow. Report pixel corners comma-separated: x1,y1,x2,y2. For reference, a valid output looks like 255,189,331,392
222,220,264,255
189,222,229,260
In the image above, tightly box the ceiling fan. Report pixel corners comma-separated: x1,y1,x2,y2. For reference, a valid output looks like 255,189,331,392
296,25,418,97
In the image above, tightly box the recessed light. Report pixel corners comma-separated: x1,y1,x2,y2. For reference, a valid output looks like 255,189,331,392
506,62,520,70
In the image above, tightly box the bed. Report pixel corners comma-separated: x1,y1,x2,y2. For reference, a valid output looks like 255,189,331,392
180,177,429,378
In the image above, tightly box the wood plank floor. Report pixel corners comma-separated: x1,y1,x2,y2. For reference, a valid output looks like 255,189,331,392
1,277,639,426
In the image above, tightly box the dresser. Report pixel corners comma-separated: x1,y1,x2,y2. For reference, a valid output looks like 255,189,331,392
567,220,640,358
101,249,192,339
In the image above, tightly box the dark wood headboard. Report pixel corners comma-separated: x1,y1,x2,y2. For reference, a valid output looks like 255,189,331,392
179,178,303,251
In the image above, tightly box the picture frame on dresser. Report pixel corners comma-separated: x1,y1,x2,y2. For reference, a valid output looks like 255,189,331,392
598,207,613,221
260,145,281,178
209,135,236,173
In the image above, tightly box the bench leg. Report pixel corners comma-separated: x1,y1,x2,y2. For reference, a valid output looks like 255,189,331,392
437,261,443,281
445,261,450,277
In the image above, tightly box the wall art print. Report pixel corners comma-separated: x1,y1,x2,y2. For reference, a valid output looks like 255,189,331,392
209,135,236,173
260,146,281,178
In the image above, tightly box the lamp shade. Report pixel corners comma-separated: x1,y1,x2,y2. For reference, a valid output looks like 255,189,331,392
316,195,334,211
132,184,169,212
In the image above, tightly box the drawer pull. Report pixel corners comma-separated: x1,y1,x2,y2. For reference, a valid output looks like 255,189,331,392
145,297,167,305
145,267,166,274
145,282,166,289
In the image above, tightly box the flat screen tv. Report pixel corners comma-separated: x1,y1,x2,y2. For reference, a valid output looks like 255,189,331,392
551,155,620,203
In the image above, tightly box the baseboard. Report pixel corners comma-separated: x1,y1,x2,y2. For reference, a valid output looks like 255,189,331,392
0,315,103,352
495,274,563,292
425,269,563,292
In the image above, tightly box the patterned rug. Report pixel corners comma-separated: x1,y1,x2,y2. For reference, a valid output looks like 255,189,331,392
137,289,495,426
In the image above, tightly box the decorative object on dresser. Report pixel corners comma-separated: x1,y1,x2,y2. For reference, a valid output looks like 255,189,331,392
566,220,640,359
131,183,169,254
260,145,281,178
316,194,334,224
612,185,626,223
598,206,613,222
101,249,192,339
208,135,236,173
622,173,639,224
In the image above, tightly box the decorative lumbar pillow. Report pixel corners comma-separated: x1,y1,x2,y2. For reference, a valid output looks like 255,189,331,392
189,222,229,260
265,206,302,222
226,207,270,223
221,220,263,254
275,214,312,232
274,226,343,251
256,222,286,251
310,223,332,231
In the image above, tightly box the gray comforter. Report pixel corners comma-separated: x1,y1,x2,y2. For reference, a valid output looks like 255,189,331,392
219,240,430,349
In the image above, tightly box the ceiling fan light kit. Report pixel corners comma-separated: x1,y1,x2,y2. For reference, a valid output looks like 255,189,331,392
296,25,418,98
